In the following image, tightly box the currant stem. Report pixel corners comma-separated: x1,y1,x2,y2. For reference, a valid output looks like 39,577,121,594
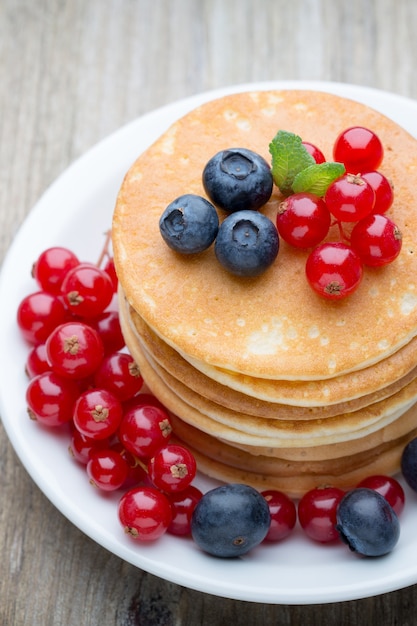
332,219,350,243
133,455,149,474
96,230,112,268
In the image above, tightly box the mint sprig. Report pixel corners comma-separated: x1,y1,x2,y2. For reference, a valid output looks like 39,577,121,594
269,130,315,196
269,130,346,197
292,162,346,197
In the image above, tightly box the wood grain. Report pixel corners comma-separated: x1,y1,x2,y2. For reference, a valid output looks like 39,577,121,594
2,1,417,623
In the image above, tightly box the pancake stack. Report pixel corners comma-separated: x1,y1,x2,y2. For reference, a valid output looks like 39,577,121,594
112,90,417,497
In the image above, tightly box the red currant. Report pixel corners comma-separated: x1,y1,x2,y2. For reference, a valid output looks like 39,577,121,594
94,352,143,402
333,126,383,172
123,392,166,413
25,343,50,378
46,321,104,379
298,486,345,543
356,475,405,516
361,171,394,215
17,291,68,345
350,214,402,267
118,403,173,460
61,263,114,318
32,246,80,295
305,242,363,299
87,448,129,491
118,486,173,541
148,444,197,493
88,310,125,355
167,485,203,536
68,429,111,464
26,371,79,427
73,388,123,439
302,141,326,164
261,490,297,542
325,173,375,222
276,193,331,248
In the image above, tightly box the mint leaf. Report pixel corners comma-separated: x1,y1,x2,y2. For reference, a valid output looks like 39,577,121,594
269,130,315,196
292,162,346,196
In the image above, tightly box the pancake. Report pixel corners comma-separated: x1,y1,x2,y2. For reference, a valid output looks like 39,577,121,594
177,434,417,497
113,89,417,381
169,409,417,481
126,299,417,413
141,346,417,442
126,324,417,451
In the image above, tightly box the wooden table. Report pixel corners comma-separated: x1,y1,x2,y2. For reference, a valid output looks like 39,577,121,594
2,1,417,623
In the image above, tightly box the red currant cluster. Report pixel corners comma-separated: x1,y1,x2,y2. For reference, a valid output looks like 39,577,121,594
17,239,204,540
276,127,402,299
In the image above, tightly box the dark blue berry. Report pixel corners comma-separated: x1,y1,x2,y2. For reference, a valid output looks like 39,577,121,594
159,194,219,254
401,437,417,491
191,483,271,558
215,210,279,277
202,148,273,213
335,488,400,557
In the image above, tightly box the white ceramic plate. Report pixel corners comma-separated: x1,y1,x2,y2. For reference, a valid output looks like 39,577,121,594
2,81,417,605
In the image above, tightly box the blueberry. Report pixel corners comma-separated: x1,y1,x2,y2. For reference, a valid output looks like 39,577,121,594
202,148,273,213
191,483,271,558
335,488,400,557
159,194,219,254
215,210,279,277
401,437,417,491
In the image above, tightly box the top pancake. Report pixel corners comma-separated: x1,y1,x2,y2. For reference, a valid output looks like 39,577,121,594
112,90,417,380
